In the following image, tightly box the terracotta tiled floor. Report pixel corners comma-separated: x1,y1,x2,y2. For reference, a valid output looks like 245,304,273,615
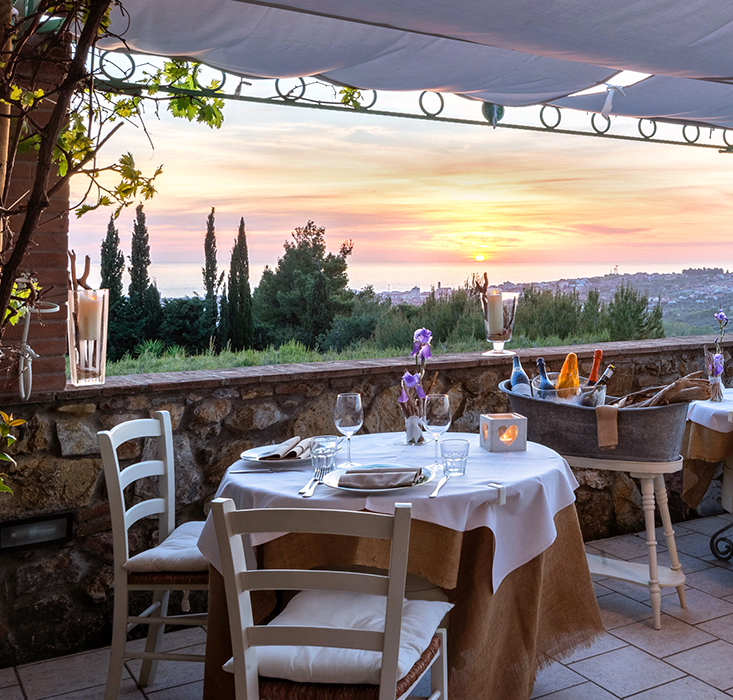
4,514,733,699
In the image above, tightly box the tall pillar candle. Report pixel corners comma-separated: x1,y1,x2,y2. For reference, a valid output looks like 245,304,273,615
487,288,504,336
77,291,103,340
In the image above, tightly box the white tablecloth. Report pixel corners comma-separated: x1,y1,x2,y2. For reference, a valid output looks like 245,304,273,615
197,432,578,591
687,389,733,433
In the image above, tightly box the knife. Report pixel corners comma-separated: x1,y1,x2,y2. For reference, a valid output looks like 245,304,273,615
428,474,450,498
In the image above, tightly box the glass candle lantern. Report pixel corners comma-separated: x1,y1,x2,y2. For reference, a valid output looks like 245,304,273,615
67,289,109,386
481,289,519,355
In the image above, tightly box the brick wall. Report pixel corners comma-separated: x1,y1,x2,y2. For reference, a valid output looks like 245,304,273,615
1,51,70,398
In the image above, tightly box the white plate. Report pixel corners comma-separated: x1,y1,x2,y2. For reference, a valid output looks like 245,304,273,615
322,465,437,494
240,445,311,465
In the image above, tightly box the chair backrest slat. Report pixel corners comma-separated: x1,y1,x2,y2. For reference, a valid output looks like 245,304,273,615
229,507,396,540
97,411,175,569
246,625,384,652
212,498,412,700
118,459,166,491
108,417,163,445
125,498,167,530
239,569,390,596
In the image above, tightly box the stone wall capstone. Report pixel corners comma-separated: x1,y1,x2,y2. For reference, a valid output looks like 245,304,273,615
0,336,728,666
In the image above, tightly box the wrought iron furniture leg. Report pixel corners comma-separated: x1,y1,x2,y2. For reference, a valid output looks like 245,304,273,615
710,520,733,560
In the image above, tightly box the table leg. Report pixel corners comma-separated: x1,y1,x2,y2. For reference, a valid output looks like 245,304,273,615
639,476,662,630
653,474,686,610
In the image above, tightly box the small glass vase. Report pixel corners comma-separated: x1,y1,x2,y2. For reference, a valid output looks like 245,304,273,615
404,415,425,444
709,375,725,402
481,290,519,356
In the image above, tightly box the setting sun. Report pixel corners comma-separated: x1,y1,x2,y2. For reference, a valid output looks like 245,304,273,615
474,254,486,261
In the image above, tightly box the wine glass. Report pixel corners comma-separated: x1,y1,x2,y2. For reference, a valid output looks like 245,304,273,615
422,394,452,468
334,393,363,468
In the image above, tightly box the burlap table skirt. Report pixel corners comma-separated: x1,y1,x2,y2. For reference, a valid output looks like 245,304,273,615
203,504,603,700
682,420,733,508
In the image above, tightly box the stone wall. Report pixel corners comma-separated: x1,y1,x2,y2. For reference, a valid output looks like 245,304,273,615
0,336,728,666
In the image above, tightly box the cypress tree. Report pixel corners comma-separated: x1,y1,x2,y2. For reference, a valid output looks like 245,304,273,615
128,203,151,308
227,217,254,350
202,207,220,340
100,215,125,307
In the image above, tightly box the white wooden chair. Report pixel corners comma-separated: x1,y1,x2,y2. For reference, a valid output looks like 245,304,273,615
98,410,209,700
211,498,450,700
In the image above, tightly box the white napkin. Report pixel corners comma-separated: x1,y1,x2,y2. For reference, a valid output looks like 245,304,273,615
260,437,312,460
338,466,423,489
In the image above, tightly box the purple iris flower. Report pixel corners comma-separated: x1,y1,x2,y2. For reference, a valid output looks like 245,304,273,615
402,371,420,388
414,328,432,345
411,328,432,356
398,388,409,403
715,309,729,324
713,353,725,376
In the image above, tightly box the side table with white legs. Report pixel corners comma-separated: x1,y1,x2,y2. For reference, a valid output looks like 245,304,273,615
566,455,686,631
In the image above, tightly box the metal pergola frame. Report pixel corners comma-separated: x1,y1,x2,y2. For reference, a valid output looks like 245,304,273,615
96,52,733,154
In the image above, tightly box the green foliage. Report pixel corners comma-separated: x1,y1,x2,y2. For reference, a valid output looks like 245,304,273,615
134,338,165,358
225,218,254,351
514,286,583,340
607,283,664,341
511,284,663,345
100,215,125,307
319,287,389,351
339,86,363,109
74,154,162,218
253,221,354,348
0,412,26,495
3,277,41,327
159,296,210,354
146,61,225,128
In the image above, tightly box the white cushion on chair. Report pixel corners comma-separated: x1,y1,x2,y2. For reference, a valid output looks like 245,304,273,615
124,521,209,572
223,590,452,684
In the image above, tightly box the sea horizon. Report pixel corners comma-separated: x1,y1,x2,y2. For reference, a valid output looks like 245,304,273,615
84,260,724,299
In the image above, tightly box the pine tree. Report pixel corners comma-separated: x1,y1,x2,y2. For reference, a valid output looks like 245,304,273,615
227,218,254,350
128,203,151,308
100,215,125,308
202,207,220,340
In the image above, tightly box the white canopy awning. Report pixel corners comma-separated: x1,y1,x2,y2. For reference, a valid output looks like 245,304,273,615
102,0,733,128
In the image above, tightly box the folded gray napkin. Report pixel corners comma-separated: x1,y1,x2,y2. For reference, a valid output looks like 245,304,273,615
338,466,423,489
260,437,312,460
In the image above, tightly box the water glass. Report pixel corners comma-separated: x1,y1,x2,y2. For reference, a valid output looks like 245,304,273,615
441,438,470,476
311,435,340,474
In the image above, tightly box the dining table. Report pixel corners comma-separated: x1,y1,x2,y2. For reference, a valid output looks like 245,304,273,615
197,431,604,700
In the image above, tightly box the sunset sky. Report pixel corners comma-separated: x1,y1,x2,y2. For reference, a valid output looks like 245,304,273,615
68,82,733,290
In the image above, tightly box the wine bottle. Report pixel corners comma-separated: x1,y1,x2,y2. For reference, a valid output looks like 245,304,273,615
556,352,579,399
584,349,603,387
536,357,555,399
510,356,531,396
595,364,615,387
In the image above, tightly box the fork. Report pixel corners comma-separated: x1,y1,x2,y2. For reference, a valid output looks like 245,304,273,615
302,466,327,498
